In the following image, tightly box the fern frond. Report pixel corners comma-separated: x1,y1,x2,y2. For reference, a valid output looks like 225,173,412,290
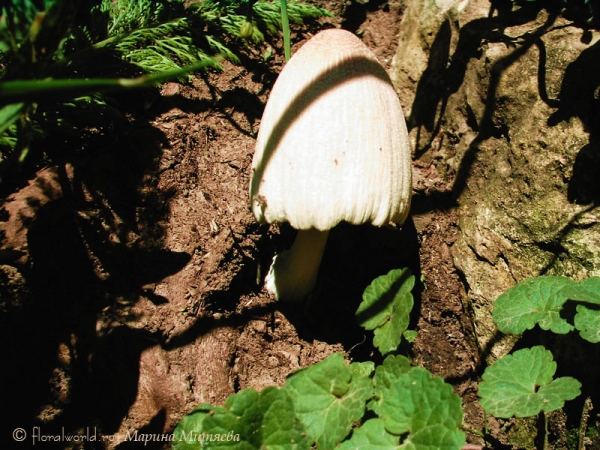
205,35,240,64
0,0,333,179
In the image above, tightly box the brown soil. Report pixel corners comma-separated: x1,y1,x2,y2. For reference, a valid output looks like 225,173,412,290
1,1,493,449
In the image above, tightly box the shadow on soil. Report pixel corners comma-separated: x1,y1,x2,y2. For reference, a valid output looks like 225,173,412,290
278,220,422,363
0,110,190,446
0,55,277,446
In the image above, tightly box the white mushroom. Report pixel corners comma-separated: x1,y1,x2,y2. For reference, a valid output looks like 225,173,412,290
250,28,412,301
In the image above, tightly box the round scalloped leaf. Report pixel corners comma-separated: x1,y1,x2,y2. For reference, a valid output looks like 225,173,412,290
377,366,465,449
356,268,415,355
338,419,401,449
564,276,600,304
351,360,376,379
574,304,600,343
174,387,310,449
492,276,578,334
283,353,373,449
566,276,600,343
403,329,418,343
478,346,581,418
173,405,214,450
368,355,412,416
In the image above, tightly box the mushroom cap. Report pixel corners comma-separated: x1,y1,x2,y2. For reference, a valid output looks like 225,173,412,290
250,29,412,231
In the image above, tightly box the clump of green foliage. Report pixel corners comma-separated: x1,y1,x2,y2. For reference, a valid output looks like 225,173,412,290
479,275,600,448
174,270,600,448
0,0,331,186
173,268,466,449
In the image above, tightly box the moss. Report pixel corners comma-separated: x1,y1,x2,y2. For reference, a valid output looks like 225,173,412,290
586,423,600,449
506,416,538,449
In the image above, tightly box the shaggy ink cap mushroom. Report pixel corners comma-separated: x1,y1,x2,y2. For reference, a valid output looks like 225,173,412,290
250,28,412,301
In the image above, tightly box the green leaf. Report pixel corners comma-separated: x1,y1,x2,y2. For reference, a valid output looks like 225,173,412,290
351,360,376,379
403,330,418,343
0,103,25,135
574,304,600,343
284,353,372,449
172,404,214,450
0,57,221,104
370,358,464,450
536,376,584,412
173,387,310,449
356,268,415,355
492,276,578,334
338,419,401,449
566,276,600,342
564,276,600,304
368,355,412,416
478,346,581,418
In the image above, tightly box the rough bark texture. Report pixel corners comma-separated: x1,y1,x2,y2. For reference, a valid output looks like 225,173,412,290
391,0,600,360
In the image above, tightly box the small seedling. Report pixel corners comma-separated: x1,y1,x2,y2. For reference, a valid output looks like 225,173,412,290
493,275,600,342
175,386,310,449
366,354,465,449
566,276,600,343
283,353,374,449
478,346,581,418
355,268,415,355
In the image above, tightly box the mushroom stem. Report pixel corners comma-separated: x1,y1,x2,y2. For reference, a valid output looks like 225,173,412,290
265,228,330,301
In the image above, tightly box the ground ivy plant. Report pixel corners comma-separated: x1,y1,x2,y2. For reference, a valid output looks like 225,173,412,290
492,275,600,341
355,268,417,354
478,345,581,418
173,268,466,449
479,275,600,447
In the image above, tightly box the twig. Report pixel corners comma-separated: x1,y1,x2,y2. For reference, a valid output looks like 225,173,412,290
543,411,549,450
579,396,593,450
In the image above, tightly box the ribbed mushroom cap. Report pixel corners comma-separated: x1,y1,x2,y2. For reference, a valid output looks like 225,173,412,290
250,29,411,231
